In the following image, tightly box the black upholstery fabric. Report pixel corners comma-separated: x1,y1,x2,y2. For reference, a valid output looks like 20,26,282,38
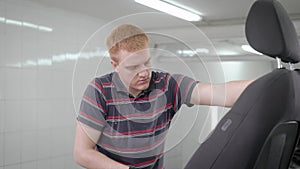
245,0,300,63
184,0,300,168
184,69,300,169
253,122,299,169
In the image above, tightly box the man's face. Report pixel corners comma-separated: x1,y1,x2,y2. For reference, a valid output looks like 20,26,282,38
112,48,152,96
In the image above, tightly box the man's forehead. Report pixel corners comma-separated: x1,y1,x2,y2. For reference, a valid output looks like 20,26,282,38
119,49,151,65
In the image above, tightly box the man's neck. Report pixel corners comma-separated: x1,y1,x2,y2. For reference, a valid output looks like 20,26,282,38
128,88,141,98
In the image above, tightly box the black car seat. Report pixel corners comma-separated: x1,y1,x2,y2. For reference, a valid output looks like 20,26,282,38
184,0,300,168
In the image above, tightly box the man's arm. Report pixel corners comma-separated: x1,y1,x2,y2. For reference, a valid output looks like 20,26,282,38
190,80,253,107
73,121,129,169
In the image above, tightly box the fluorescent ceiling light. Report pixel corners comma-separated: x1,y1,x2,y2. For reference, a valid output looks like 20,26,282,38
38,59,52,66
6,19,22,26
0,16,53,32
163,0,202,15
241,45,263,55
177,50,195,57
134,0,202,21
23,60,37,66
23,22,38,29
177,48,209,57
38,26,53,32
195,48,209,54
217,50,239,56
0,17,5,23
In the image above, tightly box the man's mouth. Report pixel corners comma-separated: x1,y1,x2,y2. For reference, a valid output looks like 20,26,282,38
138,78,149,84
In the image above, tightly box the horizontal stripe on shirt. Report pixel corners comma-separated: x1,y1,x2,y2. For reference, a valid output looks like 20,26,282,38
78,71,198,168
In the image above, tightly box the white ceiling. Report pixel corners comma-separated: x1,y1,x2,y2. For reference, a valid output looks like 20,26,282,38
25,0,300,23
26,0,300,60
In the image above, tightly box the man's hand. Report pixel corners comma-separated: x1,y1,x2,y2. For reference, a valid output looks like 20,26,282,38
74,121,130,169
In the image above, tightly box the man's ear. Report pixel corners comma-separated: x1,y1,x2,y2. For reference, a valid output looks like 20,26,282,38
110,60,119,72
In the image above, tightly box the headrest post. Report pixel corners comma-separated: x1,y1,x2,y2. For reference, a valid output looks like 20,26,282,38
288,63,295,71
276,57,283,69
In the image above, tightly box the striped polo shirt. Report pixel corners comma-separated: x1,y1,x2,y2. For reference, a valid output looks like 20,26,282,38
77,71,198,169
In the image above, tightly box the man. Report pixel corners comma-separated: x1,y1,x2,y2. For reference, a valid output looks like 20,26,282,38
74,24,253,169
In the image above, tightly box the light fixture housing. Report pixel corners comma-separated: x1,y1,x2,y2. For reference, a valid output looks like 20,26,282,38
135,0,202,22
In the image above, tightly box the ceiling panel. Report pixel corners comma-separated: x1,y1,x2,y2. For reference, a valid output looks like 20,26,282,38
25,0,300,60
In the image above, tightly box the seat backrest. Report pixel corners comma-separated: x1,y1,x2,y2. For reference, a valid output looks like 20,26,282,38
184,0,300,168
254,121,299,169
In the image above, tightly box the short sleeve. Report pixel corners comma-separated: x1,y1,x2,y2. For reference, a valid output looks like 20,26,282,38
169,74,198,112
77,79,107,131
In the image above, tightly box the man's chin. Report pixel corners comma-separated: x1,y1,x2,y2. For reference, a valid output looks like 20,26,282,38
136,84,149,91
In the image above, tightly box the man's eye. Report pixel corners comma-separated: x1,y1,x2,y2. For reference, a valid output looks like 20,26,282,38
145,61,151,66
128,66,139,70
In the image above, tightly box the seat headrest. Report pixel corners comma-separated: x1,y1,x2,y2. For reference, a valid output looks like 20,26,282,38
245,0,300,63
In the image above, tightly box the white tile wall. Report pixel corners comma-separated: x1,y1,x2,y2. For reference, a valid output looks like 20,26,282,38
21,27,38,69
21,69,37,99
64,127,77,154
4,100,21,132
36,100,54,129
4,68,22,100
64,156,84,169
1,0,105,168
61,100,77,128
52,71,70,99
0,69,4,100
51,156,65,169
4,164,21,169
20,100,37,131
4,27,22,68
52,100,67,128
0,101,4,133
0,133,4,167
36,159,51,169
21,131,37,162
0,1,5,24
36,129,53,160
36,70,55,99
21,161,37,169
0,27,5,68
0,0,276,169
4,132,21,165
51,128,67,157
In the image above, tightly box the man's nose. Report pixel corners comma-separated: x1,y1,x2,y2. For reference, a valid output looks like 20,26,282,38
138,67,150,77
